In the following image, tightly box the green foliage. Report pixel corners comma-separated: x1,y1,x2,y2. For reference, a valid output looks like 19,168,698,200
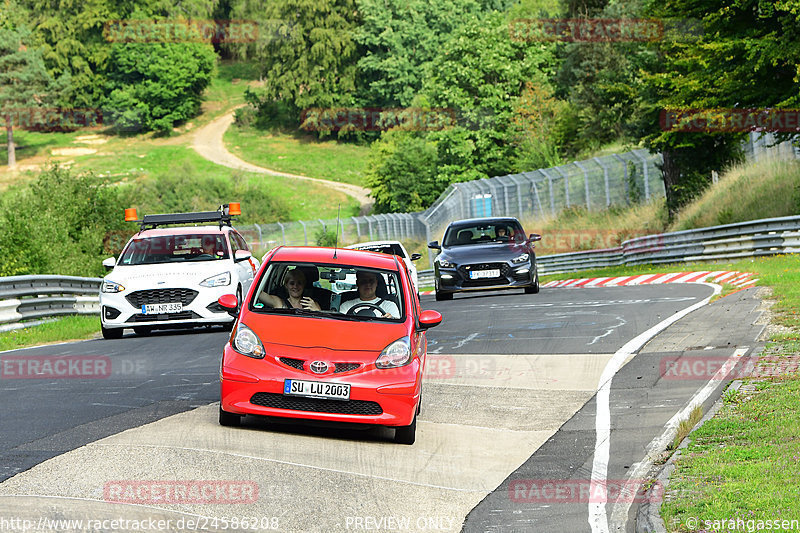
0,165,126,276
15,0,219,109
365,131,442,213
103,39,216,133
235,0,360,117
117,162,292,225
354,0,488,108
421,11,556,179
315,226,338,247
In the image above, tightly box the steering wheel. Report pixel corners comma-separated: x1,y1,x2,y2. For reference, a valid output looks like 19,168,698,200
346,302,385,317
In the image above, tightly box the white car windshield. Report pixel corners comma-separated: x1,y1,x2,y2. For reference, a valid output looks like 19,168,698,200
118,234,229,265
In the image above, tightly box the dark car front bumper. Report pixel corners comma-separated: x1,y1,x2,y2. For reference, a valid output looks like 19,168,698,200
435,260,537,294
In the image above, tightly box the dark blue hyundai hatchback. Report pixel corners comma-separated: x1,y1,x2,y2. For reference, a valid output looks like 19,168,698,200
427,217,542,301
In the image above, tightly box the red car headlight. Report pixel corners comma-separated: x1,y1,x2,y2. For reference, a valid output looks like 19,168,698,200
233,323,265,359
376,337,411,369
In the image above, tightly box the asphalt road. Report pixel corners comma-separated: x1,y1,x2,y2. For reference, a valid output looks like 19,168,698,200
0,283,765,532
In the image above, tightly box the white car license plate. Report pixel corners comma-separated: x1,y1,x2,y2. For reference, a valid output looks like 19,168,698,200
141,302,182,315
470,269,500,279
284,380,350,401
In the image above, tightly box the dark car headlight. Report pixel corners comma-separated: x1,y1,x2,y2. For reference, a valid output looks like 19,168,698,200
511,253,530,264
436,257,455,268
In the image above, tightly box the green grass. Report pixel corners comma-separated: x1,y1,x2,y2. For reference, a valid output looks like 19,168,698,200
67,143,359,222
224,124,371,186
0,315,99,351
0,130,84,167
661,377,800,531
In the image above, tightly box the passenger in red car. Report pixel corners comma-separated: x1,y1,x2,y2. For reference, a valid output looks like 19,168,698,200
339,271,400,318
258,269,321,310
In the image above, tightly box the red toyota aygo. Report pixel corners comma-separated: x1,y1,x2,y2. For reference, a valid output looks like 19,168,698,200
217,246,442,444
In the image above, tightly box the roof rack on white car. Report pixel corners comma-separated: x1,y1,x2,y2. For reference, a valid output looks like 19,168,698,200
124,203,241,231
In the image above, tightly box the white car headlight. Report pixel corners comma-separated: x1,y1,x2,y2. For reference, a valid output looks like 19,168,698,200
200,272,231,287
437,258,455,268
233,323,265,359
101,280,125,293
512,253,530,264
376,337,411,369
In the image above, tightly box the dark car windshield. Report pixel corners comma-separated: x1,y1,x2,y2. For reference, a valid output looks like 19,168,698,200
443,222,524,247
250,262,405,321
118,234,229,265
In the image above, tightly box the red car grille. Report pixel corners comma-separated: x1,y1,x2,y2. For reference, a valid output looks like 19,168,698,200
250,393,383,415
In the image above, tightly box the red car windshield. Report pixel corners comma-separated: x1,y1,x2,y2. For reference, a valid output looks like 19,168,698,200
119,234,229,265
250,262,405,321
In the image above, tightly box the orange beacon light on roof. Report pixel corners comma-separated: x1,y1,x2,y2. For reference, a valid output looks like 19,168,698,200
228,202,241,216
124,208,138,222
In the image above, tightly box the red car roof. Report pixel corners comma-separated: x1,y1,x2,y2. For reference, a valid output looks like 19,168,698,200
269,246,401,270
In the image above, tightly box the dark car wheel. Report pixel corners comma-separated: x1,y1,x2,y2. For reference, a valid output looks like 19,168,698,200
525,270,540,294
435,290,453,301
101,325,123,339
219,405,241,427
394,413,417,445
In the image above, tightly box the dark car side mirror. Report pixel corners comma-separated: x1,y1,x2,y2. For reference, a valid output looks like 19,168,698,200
529,233,542,242
427,241,441,250
218,294,239,317
410,253,422,261
417,309,443,330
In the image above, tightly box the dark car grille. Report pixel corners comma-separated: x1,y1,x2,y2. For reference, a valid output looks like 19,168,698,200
250,393,383,415
126,311,201,323
126,288,198,307
334,363,361,373
279,357,305,370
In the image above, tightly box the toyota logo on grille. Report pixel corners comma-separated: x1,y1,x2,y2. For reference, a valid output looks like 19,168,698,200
310,361,328,374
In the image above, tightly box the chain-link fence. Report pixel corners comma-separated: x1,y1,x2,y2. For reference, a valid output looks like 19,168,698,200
239,137,798,266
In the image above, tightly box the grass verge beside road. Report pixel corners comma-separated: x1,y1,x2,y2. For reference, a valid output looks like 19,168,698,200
0,316,99,352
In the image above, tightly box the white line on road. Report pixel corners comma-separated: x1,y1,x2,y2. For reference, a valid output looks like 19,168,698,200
588,282,721,533
608,346,749,530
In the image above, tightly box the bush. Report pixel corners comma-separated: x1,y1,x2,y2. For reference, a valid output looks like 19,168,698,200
0,165,126,277
103,40,216,133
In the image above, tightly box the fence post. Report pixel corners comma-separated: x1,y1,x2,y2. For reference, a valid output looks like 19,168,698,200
593,156,611,207
299,221,308,245
276,222,286,245
553,166,571,208
573,160,590,210
633,150,651,200
612,153,628,204
351,217,361,239
539,168,557,215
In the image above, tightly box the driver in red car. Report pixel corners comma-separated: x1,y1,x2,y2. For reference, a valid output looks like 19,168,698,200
339,271,400,318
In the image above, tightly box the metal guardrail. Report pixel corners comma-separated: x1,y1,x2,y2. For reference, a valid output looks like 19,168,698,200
536,215,800,275
0,275,102,332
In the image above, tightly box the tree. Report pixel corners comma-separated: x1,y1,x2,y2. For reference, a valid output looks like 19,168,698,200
364,131,441,213
629,0,800,220
421,12,556,179
0,26,62,168
354,0,488,108
103,37,217,133
235,0,360,118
